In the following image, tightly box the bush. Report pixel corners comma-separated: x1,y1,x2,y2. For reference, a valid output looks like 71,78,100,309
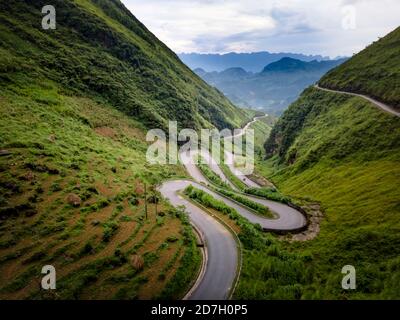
216,188,273,217
50,182,62,192
219,162,247,190
197,156,231,189
129,195,139,206
244,187,290,204
102,221,119,242
185,186,236,216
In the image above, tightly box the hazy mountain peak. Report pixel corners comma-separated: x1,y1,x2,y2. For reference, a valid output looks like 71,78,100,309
220,67,250,77
262,57,308,73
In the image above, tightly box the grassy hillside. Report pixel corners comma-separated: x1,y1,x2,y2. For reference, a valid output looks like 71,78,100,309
260,85,400,298
0,0,254,299
259,27,400,299
0,78,204,299
249,116,274,158
0,0,248,131
319,27,400,109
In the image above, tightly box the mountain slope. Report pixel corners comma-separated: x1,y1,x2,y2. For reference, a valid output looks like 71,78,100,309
195,58,345,113
319,27,400,109
0,0,255,299
260,28,400,299
0,0,248,131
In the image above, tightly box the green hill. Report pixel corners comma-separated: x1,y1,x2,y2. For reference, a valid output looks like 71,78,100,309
0,0,250,299
0,0,247,131
261,29,400,299
319,27,400,109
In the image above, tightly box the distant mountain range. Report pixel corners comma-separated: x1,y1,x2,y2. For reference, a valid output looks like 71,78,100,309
179,51,343,72
194,57,347,114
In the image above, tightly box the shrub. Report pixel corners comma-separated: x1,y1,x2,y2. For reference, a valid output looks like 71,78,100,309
50,182,62,192
102,221,119,242
244,187,290,204
196,156,231,189
216,188,273,218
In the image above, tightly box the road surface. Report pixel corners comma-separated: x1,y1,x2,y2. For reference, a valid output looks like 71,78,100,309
159,180,238,300
158,115,306,300
315,84,400,117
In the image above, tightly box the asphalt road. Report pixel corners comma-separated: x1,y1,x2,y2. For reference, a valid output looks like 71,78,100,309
158,116,306,300
159,180,238,300
315,84,400,117
159,85,399,299
225,115,268,188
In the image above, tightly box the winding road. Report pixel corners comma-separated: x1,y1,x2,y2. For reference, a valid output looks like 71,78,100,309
158,116,306,300
225,115,267,188
315,84,400,117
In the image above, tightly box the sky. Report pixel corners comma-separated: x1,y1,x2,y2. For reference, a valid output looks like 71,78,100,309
121,0,400,58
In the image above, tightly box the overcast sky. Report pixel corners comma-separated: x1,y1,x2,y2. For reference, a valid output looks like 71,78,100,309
121,0,399,58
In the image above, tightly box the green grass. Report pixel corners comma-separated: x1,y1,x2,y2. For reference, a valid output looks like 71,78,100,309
219,162,247,191
319,27,400,109
183,185,314,299
157,208,201,299
248,116,273,158
0,0,249,132
260,85,400,299
196,155,232,189
0,79,199,299
0,0,254,300
215,188,274,218
243,187,290,204
184,185,240,218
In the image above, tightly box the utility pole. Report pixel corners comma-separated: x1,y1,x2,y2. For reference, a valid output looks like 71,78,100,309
155,192,158,216
144,183,148,220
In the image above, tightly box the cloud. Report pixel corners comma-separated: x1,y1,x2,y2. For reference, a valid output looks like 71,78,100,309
121,0,400,57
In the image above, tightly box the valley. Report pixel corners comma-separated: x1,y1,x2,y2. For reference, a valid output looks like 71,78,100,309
194,57,346,114
158,123,307,299
0,0,399,302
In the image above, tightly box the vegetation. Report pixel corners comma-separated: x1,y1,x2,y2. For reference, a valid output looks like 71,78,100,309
0,0,257,300
1,0,398,302
196,156,232,189
248,117,274,158
184,185,313,299
157,208,201,300
0,0,249,131
0,80,202,298
215,188,274,218
185,185,239,218
219,162,247,191
319,27,400,109
243,187,290,204
261,55,400,298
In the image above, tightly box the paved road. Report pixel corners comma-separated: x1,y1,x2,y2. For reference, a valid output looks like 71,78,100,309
315,84,400,117
158,116,306,300
159,180,238,300
180,148,237,190
232,115,268,138
225,115,267,188
224,150,259,188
